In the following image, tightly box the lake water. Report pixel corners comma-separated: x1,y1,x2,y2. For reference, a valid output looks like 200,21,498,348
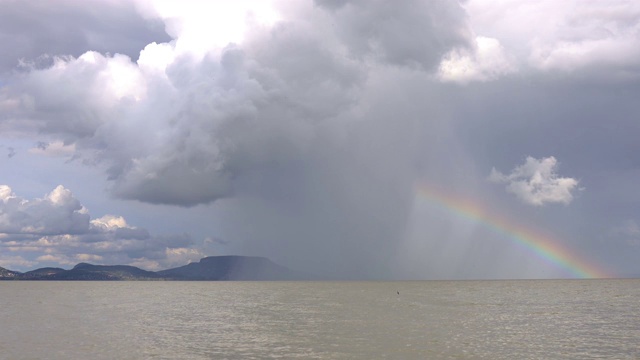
0,280,638,359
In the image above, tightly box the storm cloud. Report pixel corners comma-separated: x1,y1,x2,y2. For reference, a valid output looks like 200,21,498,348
1,0,639,278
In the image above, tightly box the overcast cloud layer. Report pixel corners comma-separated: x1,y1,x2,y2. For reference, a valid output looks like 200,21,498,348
1,0,639,278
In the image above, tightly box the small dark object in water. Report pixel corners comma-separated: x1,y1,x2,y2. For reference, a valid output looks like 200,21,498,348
397,291,399,295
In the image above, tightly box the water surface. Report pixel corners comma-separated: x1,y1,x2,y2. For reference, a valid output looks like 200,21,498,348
1,280,638,359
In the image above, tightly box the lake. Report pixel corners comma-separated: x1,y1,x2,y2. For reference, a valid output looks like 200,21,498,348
0,280,638,359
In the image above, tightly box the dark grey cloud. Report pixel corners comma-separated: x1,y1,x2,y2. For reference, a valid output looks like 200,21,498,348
315,0,472,69
217,79,424,278
1,1,405,208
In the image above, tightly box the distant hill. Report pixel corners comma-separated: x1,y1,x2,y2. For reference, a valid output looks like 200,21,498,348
158,255,304,280
48,263,163,280
21,267,66,279
0,256,306,281
0,266,20,278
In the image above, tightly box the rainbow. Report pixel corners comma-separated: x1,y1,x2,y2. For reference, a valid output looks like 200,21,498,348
415,183,611,279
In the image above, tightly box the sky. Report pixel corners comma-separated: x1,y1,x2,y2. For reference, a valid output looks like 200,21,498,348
1,0,639,279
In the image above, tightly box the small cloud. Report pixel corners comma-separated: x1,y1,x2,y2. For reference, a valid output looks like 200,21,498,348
204,236,229,246
0,185,16,203
489,156,579,206
438,36,517,83
90,215,129,230
75,254,104,262
28,141,75,157
36,254,75,265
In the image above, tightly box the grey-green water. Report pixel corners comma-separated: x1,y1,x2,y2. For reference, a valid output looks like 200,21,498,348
0,280,638,359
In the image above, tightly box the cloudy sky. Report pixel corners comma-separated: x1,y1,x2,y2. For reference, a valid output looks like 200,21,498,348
1,0,639,279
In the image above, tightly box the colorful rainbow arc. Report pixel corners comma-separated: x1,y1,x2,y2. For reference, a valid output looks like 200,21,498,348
415,184,612,279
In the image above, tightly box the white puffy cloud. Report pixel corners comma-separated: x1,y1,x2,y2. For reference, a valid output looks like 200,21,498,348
0,185,89,235
0,185,14,202
489,156,579,206
438,36,516,83
134,0,282,58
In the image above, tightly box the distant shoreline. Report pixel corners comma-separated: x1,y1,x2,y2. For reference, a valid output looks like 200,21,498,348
0,255,310,281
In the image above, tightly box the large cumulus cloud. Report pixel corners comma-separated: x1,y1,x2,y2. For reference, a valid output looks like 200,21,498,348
0,0,473,209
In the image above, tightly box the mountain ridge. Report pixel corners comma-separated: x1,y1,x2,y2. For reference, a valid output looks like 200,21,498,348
0,256,306,281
